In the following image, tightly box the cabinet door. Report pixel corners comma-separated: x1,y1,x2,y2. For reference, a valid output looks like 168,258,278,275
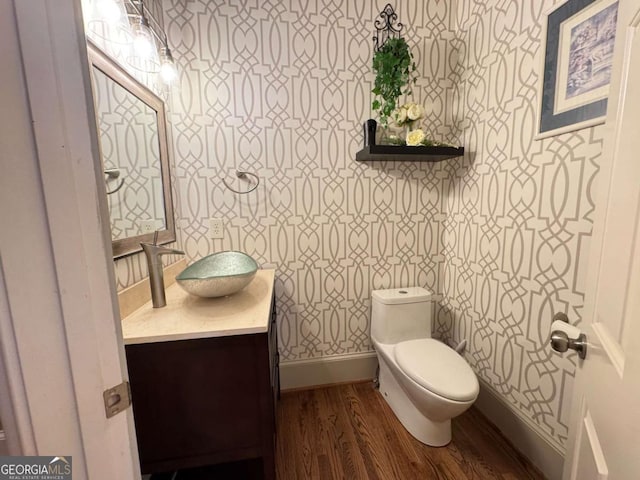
126,335,265,472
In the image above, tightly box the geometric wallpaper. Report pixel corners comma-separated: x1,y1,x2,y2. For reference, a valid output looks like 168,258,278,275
162,0,459,358
438,1,602,450
103,0,603,452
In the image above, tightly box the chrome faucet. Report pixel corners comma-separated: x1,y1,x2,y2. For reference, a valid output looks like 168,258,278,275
141,231,185,308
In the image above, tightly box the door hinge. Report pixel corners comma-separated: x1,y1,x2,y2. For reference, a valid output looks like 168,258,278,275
103,381,131,419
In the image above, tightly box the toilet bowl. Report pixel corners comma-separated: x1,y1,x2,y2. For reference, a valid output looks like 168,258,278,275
371,288,479,446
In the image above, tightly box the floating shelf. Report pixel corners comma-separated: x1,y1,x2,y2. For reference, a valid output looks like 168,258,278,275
356,145,464,162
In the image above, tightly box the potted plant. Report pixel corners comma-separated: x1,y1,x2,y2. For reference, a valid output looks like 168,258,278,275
371,37,417,133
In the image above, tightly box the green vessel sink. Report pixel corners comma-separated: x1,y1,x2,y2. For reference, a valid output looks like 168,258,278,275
176,251,258,298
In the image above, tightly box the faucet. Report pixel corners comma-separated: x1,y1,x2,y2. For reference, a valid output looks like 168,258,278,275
141,231,185,308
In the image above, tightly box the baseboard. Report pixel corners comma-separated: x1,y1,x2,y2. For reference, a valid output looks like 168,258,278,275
475,379,565,480
280,352,378,391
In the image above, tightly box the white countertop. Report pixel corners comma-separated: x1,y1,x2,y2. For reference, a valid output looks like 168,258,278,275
121,269,275,345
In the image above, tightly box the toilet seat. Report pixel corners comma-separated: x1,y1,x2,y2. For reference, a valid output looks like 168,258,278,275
394,339,479,402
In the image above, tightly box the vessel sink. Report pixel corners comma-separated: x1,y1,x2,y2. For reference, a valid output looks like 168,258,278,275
176,251,258,298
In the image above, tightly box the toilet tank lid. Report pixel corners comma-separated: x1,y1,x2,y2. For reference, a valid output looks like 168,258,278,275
372,287,432,305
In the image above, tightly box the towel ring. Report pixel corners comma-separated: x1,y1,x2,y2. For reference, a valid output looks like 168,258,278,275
104,168,125,195
221,171,260,194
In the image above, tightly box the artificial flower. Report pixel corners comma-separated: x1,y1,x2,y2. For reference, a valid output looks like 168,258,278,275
394,107,407,124
406,128,426,146
391,102,426,128
407,103,425,121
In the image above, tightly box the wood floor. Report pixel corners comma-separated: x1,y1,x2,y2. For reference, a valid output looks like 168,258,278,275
276,382,545,480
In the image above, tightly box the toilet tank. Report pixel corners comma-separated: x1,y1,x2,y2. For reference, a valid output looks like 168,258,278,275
371,287,433,344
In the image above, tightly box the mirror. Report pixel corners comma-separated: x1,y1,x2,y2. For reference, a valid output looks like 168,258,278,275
88,41,175,258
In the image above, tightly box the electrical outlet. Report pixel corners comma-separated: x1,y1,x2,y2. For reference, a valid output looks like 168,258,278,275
209,218,224,239
141,219,157,233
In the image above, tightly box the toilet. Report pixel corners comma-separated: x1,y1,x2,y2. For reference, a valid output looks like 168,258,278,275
371,287,479,447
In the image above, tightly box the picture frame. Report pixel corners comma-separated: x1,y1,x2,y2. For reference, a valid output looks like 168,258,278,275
536,0,619,139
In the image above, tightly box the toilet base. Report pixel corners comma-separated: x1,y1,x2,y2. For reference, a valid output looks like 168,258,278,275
378,359,452,447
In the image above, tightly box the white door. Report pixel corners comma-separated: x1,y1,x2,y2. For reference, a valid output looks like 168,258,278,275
561,1,640,478
0,1,140,478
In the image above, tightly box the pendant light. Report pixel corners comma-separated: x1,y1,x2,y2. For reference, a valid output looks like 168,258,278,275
83,0,132,45
159,35,177,84
127,0,160,73
83,0,178,81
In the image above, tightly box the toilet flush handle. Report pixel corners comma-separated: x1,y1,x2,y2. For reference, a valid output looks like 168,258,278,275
549,312,587,360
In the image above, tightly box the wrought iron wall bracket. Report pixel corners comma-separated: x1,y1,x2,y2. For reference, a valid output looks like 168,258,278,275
373,4,403,51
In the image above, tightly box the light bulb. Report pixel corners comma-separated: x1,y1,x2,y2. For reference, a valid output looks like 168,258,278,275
160,62,177,83
126,10,160,73
132,17,154,59
83,0,132,44
133,33,153,58
159,46,177,84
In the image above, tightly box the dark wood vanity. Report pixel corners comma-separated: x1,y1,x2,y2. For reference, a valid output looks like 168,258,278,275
121,270,279,479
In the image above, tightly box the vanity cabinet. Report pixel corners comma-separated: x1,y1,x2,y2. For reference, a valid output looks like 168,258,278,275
125,295,279,479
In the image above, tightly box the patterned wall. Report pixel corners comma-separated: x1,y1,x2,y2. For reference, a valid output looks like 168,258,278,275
434,1,602,450
93,68,165,240
162,0,458,359
95,0,605,451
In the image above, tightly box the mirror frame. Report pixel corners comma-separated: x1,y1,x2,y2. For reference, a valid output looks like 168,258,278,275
88,41,176,258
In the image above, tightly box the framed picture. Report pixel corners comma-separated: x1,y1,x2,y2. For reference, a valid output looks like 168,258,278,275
536,0,619,139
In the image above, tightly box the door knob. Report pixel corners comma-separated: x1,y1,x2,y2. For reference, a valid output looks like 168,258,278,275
549,312,587,359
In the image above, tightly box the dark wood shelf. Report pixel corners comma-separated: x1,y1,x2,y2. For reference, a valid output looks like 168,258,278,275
355,144,464,162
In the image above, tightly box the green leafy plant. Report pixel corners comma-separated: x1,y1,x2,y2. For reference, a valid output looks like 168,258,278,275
371,37,417,128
